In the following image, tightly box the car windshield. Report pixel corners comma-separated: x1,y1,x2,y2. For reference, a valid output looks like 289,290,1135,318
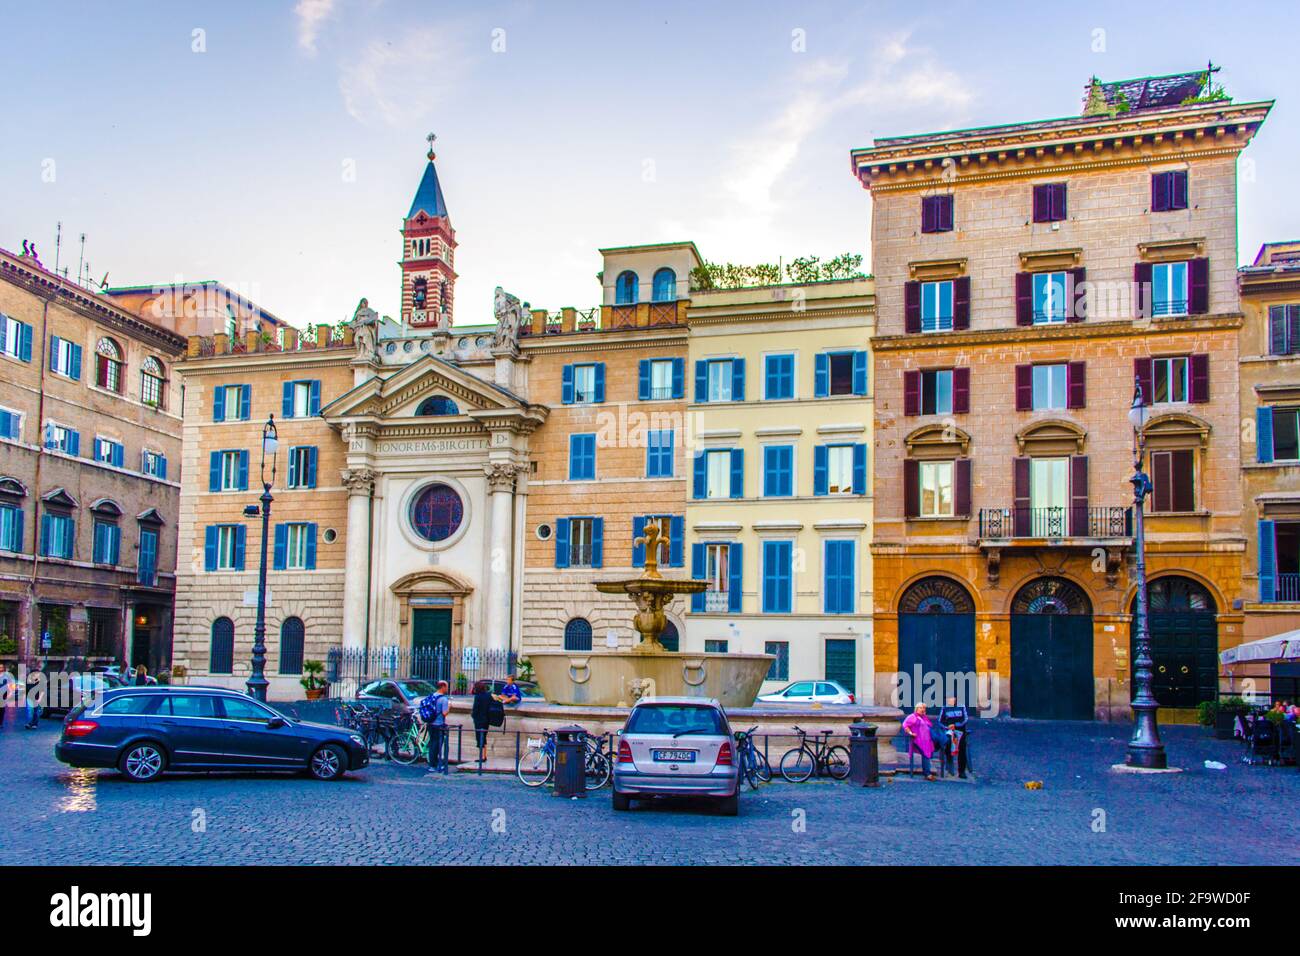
396,681,436,698
625,705,725,736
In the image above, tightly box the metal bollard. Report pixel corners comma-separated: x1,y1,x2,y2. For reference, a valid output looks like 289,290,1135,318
848,721,880,787
552,725,588,798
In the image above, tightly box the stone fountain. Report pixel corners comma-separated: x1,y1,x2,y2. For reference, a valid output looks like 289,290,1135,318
527,519,774,708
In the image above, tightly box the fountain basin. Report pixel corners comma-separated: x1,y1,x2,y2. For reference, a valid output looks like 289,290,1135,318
528,649,774,709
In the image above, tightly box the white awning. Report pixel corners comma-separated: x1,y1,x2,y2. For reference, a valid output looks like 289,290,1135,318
1220,631,1300,666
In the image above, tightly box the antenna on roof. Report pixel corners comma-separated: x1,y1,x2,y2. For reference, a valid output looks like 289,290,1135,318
77,233,85,289
53,221,62,278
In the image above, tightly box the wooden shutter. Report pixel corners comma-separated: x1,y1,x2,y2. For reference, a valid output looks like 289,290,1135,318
1256,406,1274,463
1189,353,1210,403
690,542,706,611
1134,357,1154,407
1270,306,1289,355
1013,458,1031,536
1067,267,1086,322
1188,258,1209,314
1052,183,1067,220
593,363,606,403
554,518,570,568
1067,361,1086,409
903,370,921,416
953,276,971,329
904,281,922,333
813,445,829,496
1171,449,1195,512
1151,451,1172,513
1032,184,1048,222
1259,520,1277,602
1015,364,1033,411
952,367,970,414
1171,170,1188,210
1015,272,1033,325
954,459,971,518
938,195,954,231
212,385,226,422
637,360,650,401
727,542,743,612
921,196,936,233
1069,455,1088,536
1151,172,1169,212
852,444,867,495
1134,262,1153,316
693,360,707,402
273,523,288,570
814,353,830,397
729,448,744,499
903,459,920,518
731,358,745,402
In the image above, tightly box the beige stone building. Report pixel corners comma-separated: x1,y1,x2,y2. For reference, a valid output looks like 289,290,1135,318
0,245,186,670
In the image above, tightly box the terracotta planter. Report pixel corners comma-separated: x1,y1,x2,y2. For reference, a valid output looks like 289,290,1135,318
304,686,327,701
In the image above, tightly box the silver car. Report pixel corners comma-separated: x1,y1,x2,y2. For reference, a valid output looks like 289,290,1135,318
612,697,740,815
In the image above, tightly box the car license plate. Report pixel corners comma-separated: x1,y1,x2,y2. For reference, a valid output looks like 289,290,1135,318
653,749,696,763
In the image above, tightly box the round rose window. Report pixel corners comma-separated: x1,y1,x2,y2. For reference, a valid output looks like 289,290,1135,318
409,484,464,542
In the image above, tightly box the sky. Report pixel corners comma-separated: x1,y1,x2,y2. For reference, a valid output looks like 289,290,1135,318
3,0,1298,329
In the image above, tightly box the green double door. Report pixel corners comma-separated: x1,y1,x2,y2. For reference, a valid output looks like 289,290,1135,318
824,639,857,696
1010,613,1094,720
412,609,452,654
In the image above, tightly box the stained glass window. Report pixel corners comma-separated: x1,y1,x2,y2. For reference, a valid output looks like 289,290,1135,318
410,484,464,542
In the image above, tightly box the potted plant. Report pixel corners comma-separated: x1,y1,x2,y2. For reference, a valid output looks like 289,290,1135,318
300,660,328,700
455,672,468,695
1199,696,1248,739
517,657,535,682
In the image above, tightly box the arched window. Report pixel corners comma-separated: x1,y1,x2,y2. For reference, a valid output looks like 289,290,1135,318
95,338,124,393
615,271,639,305
279,616,305,675
140,356,165,408
563,617,593,651
416,396,459,416
1011,576,1092,615
898,576,976,614
652,268,677,302
409,483,464,542
210,617,234,674
412,277,428,308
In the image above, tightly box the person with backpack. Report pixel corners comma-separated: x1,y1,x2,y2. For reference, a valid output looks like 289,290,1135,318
470,680,504,766
419,680,451,774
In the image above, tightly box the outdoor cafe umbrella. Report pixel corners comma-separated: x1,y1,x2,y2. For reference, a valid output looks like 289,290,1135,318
1219,630,1300,667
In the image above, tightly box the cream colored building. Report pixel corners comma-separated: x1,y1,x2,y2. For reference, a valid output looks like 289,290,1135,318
684,279,876,699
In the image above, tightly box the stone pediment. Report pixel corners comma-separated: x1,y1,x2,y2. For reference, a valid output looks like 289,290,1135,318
322,354,533,421
1016,418,1087,455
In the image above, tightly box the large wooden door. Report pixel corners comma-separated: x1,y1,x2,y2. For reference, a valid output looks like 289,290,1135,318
411,609,452,654
896,577,977,709
1135,577,1218,708
1010,613,1094,720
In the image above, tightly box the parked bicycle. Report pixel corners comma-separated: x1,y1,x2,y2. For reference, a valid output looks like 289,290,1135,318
779,725,850,782
387,713,433,766
334,702,396,759
735,726,771,790
516,729,611,790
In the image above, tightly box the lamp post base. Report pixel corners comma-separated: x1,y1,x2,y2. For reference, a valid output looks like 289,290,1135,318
1126,702,1167,769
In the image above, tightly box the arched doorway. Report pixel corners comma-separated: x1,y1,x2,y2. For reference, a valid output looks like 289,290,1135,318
1132,576,1217,708
897,577,976,708
1010,576,1094,720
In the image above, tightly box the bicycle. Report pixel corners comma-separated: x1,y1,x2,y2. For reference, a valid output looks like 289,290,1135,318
336,702,396,759
779,725,850,782
516,729,611,790
735,726,771,790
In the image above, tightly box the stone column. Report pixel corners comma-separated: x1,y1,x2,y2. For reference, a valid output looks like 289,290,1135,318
341,468,376,652
483,463,518,652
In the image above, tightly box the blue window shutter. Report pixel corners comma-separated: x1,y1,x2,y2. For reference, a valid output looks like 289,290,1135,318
287,449,297,488
561,365,574,405
815,353,830,397
671,357,684,399
729,448,744,499
204,526,217,571
240,384,252,420
691,542,706,611
49,336,60,372
694,361,707,402
305,523,318,569
238,450,250,490
644,434,655,478
19,323,32,362
70,343,81,380
282,381,294,418
669,516,684,567
852,443,868,495
1259,520,1276,602
93,522,103,563
632,516,646,567
273,523,287,570
112,442,124,468
234,525,246,570
731,358,745,402
158,455,167,480
309,380,321,415
554,518,570,568
64,518,75,559
307,447,318,488
39,514,50,556
593,364,606,404
638,360,650,401
209,451,221,492
853,350,868,395
814,445,829,496
213,384,226,422
68,430,79,457
762,542,775,612
693,452,706,499
591,517,603,568
568,436,577,478
727,542,743,612
1257,406,1274,463
823,542,838,612
12,507,23,553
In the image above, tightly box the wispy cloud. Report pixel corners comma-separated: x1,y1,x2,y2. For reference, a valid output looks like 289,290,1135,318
338,28,469,126
294,0,336,55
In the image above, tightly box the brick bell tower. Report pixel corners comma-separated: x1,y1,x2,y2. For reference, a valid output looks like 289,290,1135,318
401,133,457,327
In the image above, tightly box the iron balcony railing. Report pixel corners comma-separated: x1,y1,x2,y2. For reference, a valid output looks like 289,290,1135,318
978,506,1133,540
1275,573,1300,603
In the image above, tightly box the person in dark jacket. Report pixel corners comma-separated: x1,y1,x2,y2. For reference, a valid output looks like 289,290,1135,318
938,696,971,778
470,680,494,765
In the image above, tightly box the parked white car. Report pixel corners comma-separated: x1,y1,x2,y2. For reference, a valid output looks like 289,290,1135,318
757,680,855,705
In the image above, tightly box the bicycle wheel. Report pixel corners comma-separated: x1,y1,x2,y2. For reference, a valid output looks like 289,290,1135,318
584,751,611,790
740,748,762,790
780,746,816,783
753,747,772,783
388,730,421,766
825,745,851,780
517,748,553,787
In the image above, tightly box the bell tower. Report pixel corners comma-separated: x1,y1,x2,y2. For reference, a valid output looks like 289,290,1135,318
401,133,457,327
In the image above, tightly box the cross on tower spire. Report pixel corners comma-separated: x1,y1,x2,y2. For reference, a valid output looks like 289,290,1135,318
426,132,437,161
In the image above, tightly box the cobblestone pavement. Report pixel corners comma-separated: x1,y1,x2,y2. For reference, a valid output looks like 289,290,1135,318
1,716,1295,865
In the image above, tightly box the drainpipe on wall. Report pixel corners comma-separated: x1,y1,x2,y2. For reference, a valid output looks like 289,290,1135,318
25,294,52,661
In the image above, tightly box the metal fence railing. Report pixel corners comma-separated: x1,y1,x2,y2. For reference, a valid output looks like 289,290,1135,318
978,506,1132,540
324,646,517,699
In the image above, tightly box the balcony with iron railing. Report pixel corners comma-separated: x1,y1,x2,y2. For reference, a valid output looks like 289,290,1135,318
1274,573,1300,603
977,506,1133,542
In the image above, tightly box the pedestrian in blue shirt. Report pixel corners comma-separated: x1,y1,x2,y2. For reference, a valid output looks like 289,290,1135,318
420,680,451,774
499,675,522,706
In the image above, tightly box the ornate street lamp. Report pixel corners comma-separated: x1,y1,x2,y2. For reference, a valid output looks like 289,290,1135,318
1126,378,1167,769
245,415,278,702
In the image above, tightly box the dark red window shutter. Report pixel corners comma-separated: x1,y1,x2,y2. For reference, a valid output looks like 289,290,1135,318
952,367,970,414
1171,171,1188,210
921,196,937,233
953,276,971,329
1172,449,1195,511
1134,357,1154,407
1152,172,1169,212
904,280,921,333
1151,451,1172,513
903,459,920,518
1052,183,1067,220
1015,364,1033,411
1032,185,1047,223
1067,267,1086,322
1189,353,1210,403
1069,455,1089,536
1067,360,1086,409
938,194,954,231
1013,457,1031,537
903,370,921,416
1134,262,1153,316
1189,258,1209,314
1015,272,1033,326
954,459,972,517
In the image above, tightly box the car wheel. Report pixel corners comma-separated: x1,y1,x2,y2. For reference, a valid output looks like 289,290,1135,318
119,741,167,782
612,790,632,811
309,744,347,781
716,793,739,816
